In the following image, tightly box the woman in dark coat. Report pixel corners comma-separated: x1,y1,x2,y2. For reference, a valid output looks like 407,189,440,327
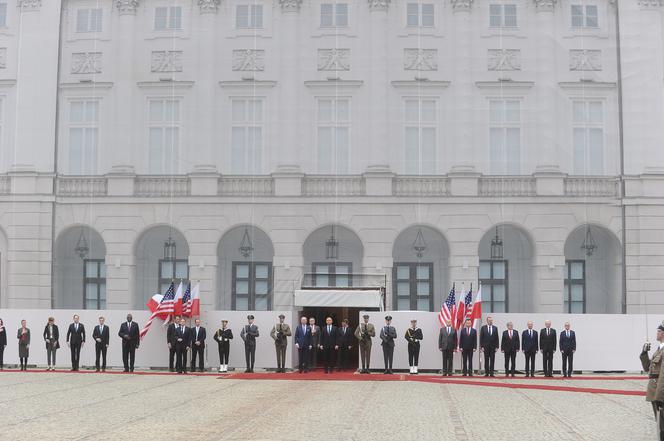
43,316,59,371
17,320,30,370
0,318,7,369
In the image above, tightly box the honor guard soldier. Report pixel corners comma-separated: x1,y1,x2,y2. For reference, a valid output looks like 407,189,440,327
214,319,233,373
640,322,664,441
240,315,259,373
355,314,375,374
380,315,397,374
270,314,292,373
405,319,423,374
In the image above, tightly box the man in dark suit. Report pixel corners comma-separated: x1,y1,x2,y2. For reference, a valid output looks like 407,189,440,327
559,321,576,378
118,314,139,372
459,319,477,376
501,321,520,377
521,321,538,377
336,319,353,371
540,320,557,377
166,315,180,372
294,316,312,373
240,315,259,373
380,315,397,374
319,317,338,374
190,318,206,373
308,317,320,370
174,317,190,374
438,319,457,376
92,316,109,372
480,316,499,377
66,315,86,371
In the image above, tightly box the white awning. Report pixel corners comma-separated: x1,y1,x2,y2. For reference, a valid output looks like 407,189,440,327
293,289,383,309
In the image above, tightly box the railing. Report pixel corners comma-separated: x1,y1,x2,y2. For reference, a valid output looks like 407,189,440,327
0,175,9,194
56,176,107,197
134,176,190,197
301,273,386,289
479,176,537,197
218,176,274,196
301,175,365,196
564,177,620,197
393,176,450,196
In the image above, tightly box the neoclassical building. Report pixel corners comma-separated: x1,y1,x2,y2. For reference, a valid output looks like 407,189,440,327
0,0,662,316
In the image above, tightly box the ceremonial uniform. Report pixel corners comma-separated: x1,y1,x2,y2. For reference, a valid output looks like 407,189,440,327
641,326,664,441
213,323,233,372
380,316,397,374
405,323,423,374
354,315,375,373
270,317,292,373
240,316,259,373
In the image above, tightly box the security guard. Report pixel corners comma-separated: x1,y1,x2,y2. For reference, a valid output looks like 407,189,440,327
640,322,664,441
380,315,397,374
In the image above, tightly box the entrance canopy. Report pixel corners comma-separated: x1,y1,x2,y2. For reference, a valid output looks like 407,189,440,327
293,289,383,309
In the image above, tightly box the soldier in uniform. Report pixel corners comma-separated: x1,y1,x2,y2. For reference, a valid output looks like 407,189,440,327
213,319,233,372
240,315,259,373
640,322,664,441
380,315,397,374
355,314,375,374
405,319,423,375
270,314,292,373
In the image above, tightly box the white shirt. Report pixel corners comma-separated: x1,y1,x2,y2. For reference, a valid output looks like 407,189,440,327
566,330,570,338
98,325,103,334
195,326,200,337
659,342,664,350
508,330,512,338
327,325,331,333
488,326,492,335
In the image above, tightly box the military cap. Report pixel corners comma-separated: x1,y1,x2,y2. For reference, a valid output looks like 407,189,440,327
247,314,254,320
278,314,285,319
385,315,392,321
363,314,370,319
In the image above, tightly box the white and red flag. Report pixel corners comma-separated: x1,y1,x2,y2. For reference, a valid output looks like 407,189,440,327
469,284,483,330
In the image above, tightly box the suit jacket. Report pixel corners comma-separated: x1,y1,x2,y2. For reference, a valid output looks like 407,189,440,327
438,326,457,351
174,325,191,348
354,323,375,345
167,323,177,346
521,329,539,352
92,324,109,346
479,325,499,350
240,324,259,346
459,327,477,351
320,325,338,349
43,324,60,349
118,321,140,349
67,323,86,346
559,330,576,353
379,325,397,348
294,324,311,348
191,326,206,347
309,325,320,347
214,328,233,344
0,325,6,346
539,327,557,351
336,326,353,347
270,323,292,346
500,329,520,353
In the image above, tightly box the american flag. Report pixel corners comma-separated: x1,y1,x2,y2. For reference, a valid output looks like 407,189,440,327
181,283,192,317
140,282,176,339
463,286,474,323
438,284,456,327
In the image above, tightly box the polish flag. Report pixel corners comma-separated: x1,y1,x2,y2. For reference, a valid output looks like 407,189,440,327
469,284,483,330
146,293,163,313
454,285,466,330
190,282,201,317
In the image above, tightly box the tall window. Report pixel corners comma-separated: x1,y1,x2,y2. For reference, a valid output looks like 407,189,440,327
572,100,603,175
489,99,520,175
404,98,436,174
69,101,99,175
232,262,272,310
236,4,263,29
479,260,508,312
312,262,352,288
231,98,263,174
489,4,517,27
0,3,7,27
320,3,348,27
394,263,433,311
158,259,188,294
148,99,180,174
76,8,102,33
155,6,182,30
564,260,585,313
406,3,434,27
317,98,350,174
84,259,106,310
571,4,598,28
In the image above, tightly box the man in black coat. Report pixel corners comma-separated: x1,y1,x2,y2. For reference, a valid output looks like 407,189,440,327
319,317,338,374
500,321,520,377
118,314,140,372
66,315,86,371
559,321,577,378
438,319,457,376
336,319,353,371
190,318,206,373
539,320,557,377
166,315,180,372
92,316,109,372
459,319,477,376
521,321,538,377
174,317,190,374
479,316,499,377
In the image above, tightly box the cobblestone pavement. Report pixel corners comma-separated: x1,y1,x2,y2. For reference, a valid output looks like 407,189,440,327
0,372,655,441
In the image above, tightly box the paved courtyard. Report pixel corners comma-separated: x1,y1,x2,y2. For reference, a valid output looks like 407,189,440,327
0,371,655,441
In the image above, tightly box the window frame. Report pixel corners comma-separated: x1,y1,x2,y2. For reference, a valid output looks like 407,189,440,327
315,97,351,174
406,3,435,28
571,99,604,175
76,8,103,33
158,258,189,295
147,97,181,175
570,4,598,29
564,259,586,313
489,4,517,28
68,99,100,175
154,6,182,31
83,259,106,310
403,97,438,175
393,262,434,312
232,261,273,310
311,262,353,288
479,259,509,313
230,97,264,175
488,98,521,175
320,2,349,28
236,3,264,29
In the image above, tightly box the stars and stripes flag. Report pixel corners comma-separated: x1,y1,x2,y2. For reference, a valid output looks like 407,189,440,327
469,284,483,330
463,284,474,323
140,282,176,339
438,284,456,327
181,283,192,317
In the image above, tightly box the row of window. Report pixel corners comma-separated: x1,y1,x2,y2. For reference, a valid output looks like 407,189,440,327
65,4,601,34
66,98,606,176
81,258,587,313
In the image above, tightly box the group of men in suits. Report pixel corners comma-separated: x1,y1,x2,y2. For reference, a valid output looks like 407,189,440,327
293,315,356,373
441,316,577,377
166,315,207,374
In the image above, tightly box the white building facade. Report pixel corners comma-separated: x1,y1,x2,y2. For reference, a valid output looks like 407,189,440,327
0,0,663,317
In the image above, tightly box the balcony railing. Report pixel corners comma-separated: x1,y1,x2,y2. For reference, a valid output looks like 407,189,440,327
134,176,190,197
564,177,620,197
302,175,365,196
56,176,107,197
479,176,537,197
301,273,387,289
393,176,450,196
218,176,274,196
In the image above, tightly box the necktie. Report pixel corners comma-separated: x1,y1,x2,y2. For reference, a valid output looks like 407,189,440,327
547,329,550,336
509,330,512,338
447,327,450,334
529,330,532,338
328,326,331,333
567,331,569,338
489,326,491,335
75,324,78,332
